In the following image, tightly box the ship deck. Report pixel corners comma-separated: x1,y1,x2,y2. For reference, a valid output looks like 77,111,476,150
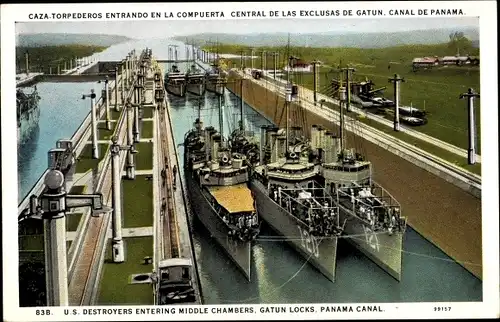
207,183,255,213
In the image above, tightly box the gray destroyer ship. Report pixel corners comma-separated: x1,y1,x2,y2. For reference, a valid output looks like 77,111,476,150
17,86,41,145
164,65,186,97
236,77,344,282
317,85,407,281
186,64,205,96
183,98,260,280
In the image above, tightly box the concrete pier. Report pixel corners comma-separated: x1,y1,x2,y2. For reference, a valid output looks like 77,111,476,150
18,49,201,307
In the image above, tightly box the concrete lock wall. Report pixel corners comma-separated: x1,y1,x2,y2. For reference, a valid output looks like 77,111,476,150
227,72,482,280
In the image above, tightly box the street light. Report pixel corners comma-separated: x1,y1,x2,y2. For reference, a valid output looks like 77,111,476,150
19,168,112,306
98,76,111,130
82,89,99,159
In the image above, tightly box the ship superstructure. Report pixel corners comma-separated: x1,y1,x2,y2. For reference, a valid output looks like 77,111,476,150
164,64,186,97
234,47,344,282
316,83,407,281
204,41,227,95
186,64,205,96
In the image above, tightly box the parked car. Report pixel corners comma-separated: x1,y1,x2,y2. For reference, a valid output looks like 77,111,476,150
371,97,394,107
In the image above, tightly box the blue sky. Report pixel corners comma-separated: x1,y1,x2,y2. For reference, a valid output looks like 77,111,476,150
15,17,478,39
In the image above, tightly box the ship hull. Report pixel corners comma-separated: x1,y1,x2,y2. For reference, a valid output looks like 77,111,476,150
205,81,225,95
184,169,252,280
186,83,205,96
166,83,186,97
250,179,338,282
17,106,40,145
338,205,404,281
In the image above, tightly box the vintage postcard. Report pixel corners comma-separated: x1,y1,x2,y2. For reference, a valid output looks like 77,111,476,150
1,1,498,321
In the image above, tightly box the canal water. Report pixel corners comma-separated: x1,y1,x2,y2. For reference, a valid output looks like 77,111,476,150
17,39,482,303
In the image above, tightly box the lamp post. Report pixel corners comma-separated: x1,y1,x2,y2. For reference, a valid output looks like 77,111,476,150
18,169,111,306
460,88,480,164
98,76,111,130
82,89,99,159
110,135,137,262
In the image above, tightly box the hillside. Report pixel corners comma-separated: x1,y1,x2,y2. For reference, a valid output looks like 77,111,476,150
16,33,132,47
175,28,479,49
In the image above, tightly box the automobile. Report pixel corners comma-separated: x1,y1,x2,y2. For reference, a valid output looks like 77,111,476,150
398,105,427,118
400,115,427,126
371,97,394,106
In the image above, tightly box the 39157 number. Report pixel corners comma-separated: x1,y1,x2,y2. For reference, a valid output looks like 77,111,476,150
36,309,51,315
434,307,451,312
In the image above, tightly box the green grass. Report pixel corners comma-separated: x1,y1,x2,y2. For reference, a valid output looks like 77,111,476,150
19,235,44,251
217,42,481,153
109,109,123,121
142,107,153,119
122,175,153,228
97,236,154,305
141,120,153,139
134,142,153,170
69,185,86,194
75,143,109,174
97,121,116,141
66,212,83,232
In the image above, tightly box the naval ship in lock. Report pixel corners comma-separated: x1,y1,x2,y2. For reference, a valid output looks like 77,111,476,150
17,86,41,145
185,64,206,96
317,85,407,281
183,98,260,280
233,74,344,282
164,64,186,97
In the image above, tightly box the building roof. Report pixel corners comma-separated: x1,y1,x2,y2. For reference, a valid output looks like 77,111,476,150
412,57,438,63
208,183,255,213
441,56,460,61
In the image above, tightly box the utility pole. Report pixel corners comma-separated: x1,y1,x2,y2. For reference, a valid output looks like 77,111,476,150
240,50,244,71
261,51,266,71
250,48,255,71
340,67,355,112
82,89,99,159
25,52,29,75
388,74,405,132
460,88,480,165
273,52,278,80
312,60,321,105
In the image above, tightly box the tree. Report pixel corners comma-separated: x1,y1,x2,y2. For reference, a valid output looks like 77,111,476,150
448,31,473,56
19,259,46,307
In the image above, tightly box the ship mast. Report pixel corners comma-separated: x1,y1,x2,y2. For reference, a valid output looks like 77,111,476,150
240,79,244,131
285,33,291,150
339,73,345,154
219,92,224,146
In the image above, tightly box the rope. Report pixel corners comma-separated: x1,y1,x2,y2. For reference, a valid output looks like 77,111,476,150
254,233,482,267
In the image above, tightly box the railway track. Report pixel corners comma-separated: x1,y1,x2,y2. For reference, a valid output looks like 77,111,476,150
158,103,181,259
